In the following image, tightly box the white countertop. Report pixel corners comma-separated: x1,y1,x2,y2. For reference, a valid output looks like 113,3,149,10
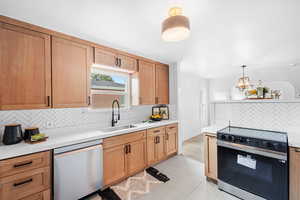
0,120,178,160
201,124,300,148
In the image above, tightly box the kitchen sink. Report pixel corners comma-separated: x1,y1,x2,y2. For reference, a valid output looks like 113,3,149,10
101,124,136,132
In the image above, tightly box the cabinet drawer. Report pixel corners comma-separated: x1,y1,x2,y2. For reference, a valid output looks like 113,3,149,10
147,126,166,136
0,151,50,178
0,167,51,200
103,131,146,149
166,123,178,133
20,189,50,200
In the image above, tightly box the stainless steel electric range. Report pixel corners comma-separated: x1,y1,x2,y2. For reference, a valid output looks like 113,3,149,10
217,126,288,200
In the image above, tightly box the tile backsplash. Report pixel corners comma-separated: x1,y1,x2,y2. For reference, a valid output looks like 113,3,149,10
0,104,177,136
212,102,300,131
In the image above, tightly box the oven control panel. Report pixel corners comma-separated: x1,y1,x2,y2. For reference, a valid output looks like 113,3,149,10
217,133,287,153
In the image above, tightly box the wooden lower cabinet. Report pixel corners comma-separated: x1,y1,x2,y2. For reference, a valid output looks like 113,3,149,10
20,189,50,200
104,124,178,186
0,151,51,200
103,131,147,186
290,147,300,200
165,124,178,156
103,144,127,186
204,133,218,181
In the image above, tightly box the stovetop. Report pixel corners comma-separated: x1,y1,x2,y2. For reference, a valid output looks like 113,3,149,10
217,126,288,153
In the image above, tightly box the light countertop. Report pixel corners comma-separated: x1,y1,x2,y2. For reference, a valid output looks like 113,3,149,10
201,124,300,148
0,120,178,160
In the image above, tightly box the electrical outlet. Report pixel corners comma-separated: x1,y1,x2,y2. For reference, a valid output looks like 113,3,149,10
46,121,54,129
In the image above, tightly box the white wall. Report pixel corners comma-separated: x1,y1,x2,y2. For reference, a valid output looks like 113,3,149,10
209,66,300,101
177,61,209,144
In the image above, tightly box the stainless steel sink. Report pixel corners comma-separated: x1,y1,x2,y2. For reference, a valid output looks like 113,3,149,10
101,124,136,132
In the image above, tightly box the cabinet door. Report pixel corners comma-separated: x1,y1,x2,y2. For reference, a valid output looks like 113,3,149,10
118,54,137,71
104,145,127,186
52,37,92,108
156,134,166,162
147,134,157,166
155,64,169,104
290,147,300,200
165,131,178,156
204,134,217,180
0,23,51,110
0,167,50,200
20,189,50,200
94,47,117,67
138,60,156,105
127,139,146,175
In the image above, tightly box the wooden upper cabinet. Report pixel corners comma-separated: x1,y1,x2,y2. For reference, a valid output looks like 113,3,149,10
0,23,51,110
52,37,92,108
138,60,156,105
94,47,117,67
94,48,138,72
118,54,137,71
155,64,169,104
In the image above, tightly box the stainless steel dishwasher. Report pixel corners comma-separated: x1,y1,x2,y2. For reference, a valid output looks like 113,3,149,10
54,140,103,200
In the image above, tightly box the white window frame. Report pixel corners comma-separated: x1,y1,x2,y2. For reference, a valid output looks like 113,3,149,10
89,66,131,112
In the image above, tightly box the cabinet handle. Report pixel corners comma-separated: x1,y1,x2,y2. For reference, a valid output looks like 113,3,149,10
169,126,175,129
124,145,128,154
13,178,33,187
115,58,119,66
119,58,122,67
128,144,131,153
88,96,91,106
14,161,33,168
47,96,50,107
155,97,159,104
154,130,160,133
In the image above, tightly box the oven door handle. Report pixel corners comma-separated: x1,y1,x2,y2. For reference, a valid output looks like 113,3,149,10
217,140,287,161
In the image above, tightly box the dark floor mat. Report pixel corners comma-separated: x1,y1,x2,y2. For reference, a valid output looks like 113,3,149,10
98,188,121,200
146,167,170,183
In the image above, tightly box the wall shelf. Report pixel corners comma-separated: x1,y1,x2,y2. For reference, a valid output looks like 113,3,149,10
212,99,300,104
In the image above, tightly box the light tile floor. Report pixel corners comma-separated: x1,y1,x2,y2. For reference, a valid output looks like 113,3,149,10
88,155,238,200
137,155,239,200
183,134,204,163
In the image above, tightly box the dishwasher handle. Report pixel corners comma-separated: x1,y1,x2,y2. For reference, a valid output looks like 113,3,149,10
54,139,103,155
54,144,102,158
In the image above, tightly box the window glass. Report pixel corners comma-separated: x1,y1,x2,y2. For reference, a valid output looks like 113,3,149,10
90,67,130,109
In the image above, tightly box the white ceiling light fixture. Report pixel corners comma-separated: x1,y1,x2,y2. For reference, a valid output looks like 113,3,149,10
161,6,190,42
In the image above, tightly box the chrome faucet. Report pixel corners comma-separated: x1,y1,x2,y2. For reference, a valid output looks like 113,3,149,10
112,99,120,127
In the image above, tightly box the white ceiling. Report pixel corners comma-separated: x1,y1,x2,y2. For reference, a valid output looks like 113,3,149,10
1,0,299,78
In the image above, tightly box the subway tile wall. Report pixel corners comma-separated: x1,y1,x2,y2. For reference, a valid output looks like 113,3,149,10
0,105,177,136
212,103,300,132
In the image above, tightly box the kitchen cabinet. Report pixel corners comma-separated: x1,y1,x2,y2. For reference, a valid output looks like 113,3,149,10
103,144,127,186
94,47,118,67
155,64,169,104
103,131,146,186
94,47,137,71
204,133,218,181
52,37,93,108
290,147,300,200
147,127,166,165
165,123,178,156
118,54,138,71
0,151,51,200
138,60,156,105
0,22,51,110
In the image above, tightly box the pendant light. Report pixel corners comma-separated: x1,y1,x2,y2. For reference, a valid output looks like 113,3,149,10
161,7,190,42
236,65,251,91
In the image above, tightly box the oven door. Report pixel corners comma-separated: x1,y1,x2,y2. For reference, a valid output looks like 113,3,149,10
217,141,288,200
